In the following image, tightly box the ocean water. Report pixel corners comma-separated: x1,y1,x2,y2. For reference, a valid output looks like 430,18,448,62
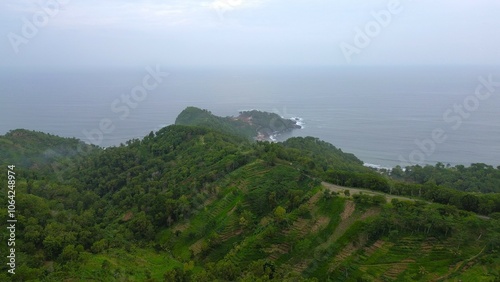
1,66,499,168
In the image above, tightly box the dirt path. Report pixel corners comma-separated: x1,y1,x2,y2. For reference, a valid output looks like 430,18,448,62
322,182,419,203
340,201,355,220
321,182,491,220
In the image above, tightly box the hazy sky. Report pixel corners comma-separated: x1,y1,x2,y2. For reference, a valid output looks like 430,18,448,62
1,0,499,68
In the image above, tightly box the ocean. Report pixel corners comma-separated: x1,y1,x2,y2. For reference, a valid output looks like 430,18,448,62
1,66,499,168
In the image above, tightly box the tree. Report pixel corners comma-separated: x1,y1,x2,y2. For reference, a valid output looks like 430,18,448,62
60,245,79,262
295,238,311,254
130,211,155,240
372,195,386,206
274,206,287,222
323,189,333,200
91,239,107,254
23,218,43,246
43,235,63,259
268,192,277,207
239,210,254,228
460,194,479,212
418,266,428,276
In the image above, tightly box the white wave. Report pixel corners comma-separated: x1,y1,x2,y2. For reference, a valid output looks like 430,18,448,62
290,117,305,129
363,163,391,170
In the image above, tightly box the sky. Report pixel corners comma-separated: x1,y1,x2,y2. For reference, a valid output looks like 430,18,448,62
1,0,500,68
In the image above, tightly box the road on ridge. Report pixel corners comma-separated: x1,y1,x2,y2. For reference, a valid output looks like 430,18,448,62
321,182,418,203
321,182,491,220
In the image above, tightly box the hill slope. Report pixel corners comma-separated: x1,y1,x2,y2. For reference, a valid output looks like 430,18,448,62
0,129,99,177
0,109,499,281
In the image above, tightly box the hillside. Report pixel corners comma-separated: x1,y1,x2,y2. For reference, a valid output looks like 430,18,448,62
0,109,499,281
0,129,99,178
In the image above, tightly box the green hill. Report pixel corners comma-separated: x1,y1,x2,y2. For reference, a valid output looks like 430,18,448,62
175,106,301,141
0,109,499,281
0,129,99,178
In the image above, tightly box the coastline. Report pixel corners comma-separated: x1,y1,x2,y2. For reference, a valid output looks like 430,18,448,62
254,116,305,142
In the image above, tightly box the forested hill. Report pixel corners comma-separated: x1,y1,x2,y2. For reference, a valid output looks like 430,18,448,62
0,129,99,176
0,109,499,281
175,106,301,141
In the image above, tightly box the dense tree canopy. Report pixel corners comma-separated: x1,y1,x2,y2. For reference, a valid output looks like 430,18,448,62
0,109,499,281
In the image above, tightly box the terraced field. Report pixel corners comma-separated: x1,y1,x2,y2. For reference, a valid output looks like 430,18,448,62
155,163,499,281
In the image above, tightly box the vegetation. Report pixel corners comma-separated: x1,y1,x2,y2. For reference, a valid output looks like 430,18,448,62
0,108,499,281
0,129,98,177
374,164,500,215
238,110,300,136
175,107,300,140
390,162,500,193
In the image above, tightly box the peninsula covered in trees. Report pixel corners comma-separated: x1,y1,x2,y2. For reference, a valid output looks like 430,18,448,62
0,107,499,281
175,107,301,141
